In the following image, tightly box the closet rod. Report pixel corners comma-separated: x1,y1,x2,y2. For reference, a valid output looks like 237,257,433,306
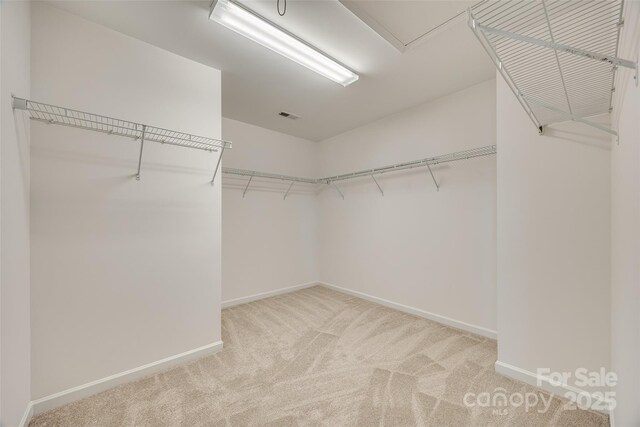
319,145,496,183
222,145,496,193
222,167,317,184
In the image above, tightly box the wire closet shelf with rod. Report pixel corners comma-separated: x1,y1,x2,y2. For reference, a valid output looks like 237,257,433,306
11,96,495,198
222,145,497,199
11,96,233,183
467,0,638,137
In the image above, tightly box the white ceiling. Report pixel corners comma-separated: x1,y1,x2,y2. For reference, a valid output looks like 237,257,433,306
49,0,494,141
341,0,477,50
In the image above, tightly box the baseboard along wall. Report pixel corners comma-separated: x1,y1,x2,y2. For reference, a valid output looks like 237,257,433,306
495,360,614,416
221,282,319,308
19,403,34,427
318,282,497,340
26,281,613,423
29,341,224,417
28,279,498,419
222,280,497,339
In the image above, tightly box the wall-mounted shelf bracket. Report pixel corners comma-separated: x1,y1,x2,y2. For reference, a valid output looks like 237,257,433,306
467,13,543,133
211,145,226,185
283,181,295,200
135,125,146,181
426,164,439,192
242,175,253,198
524,95,618,137
331,182,344,200
370,175,384,196
11,96,27,111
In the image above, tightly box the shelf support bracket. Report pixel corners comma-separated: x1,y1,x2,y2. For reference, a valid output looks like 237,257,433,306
210,144,226,186
12,96,27,111
523,95,618,137
426,164,439,192
476,23,638,70
467,12,543,134
330,182,344,200
370,175,384,196
242,175,253,198
283,181,294,200
136,125,146,181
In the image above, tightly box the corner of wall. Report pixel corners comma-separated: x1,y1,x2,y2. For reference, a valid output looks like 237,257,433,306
609,2,640,425
0,1,32,426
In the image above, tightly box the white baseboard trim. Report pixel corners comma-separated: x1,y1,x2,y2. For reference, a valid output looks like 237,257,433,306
19,402,34,427
30,340,224,416
495,361,613,416
222,281,319,308
318,282,497,340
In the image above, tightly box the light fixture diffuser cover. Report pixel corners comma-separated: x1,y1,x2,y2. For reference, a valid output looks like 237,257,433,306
209,0,359,86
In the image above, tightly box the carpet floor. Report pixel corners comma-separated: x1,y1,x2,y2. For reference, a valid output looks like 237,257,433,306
31,285,609,426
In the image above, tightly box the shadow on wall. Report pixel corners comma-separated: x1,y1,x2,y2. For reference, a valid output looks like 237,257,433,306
30,143,216,177
13,106,31,189
542,123,613,151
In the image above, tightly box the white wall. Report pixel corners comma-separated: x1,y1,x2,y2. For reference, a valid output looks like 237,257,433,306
221,118,319,304
610,2,640,425
496,76,611,392
30,3,222,401
0,2,31,425
317,80,498,337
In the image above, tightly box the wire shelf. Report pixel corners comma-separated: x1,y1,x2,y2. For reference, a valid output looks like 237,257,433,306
222,145,496,197
12,97,231,152
469,0,635,135
12,96,232,183
320,145,496,183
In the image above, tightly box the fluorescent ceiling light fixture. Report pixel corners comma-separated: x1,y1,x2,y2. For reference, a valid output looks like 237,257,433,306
209,0,359,86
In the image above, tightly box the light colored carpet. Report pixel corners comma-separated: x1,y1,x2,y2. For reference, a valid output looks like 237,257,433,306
31,285,609,426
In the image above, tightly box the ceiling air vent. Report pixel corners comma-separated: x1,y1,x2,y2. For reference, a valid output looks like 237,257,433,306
279,111,300,120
